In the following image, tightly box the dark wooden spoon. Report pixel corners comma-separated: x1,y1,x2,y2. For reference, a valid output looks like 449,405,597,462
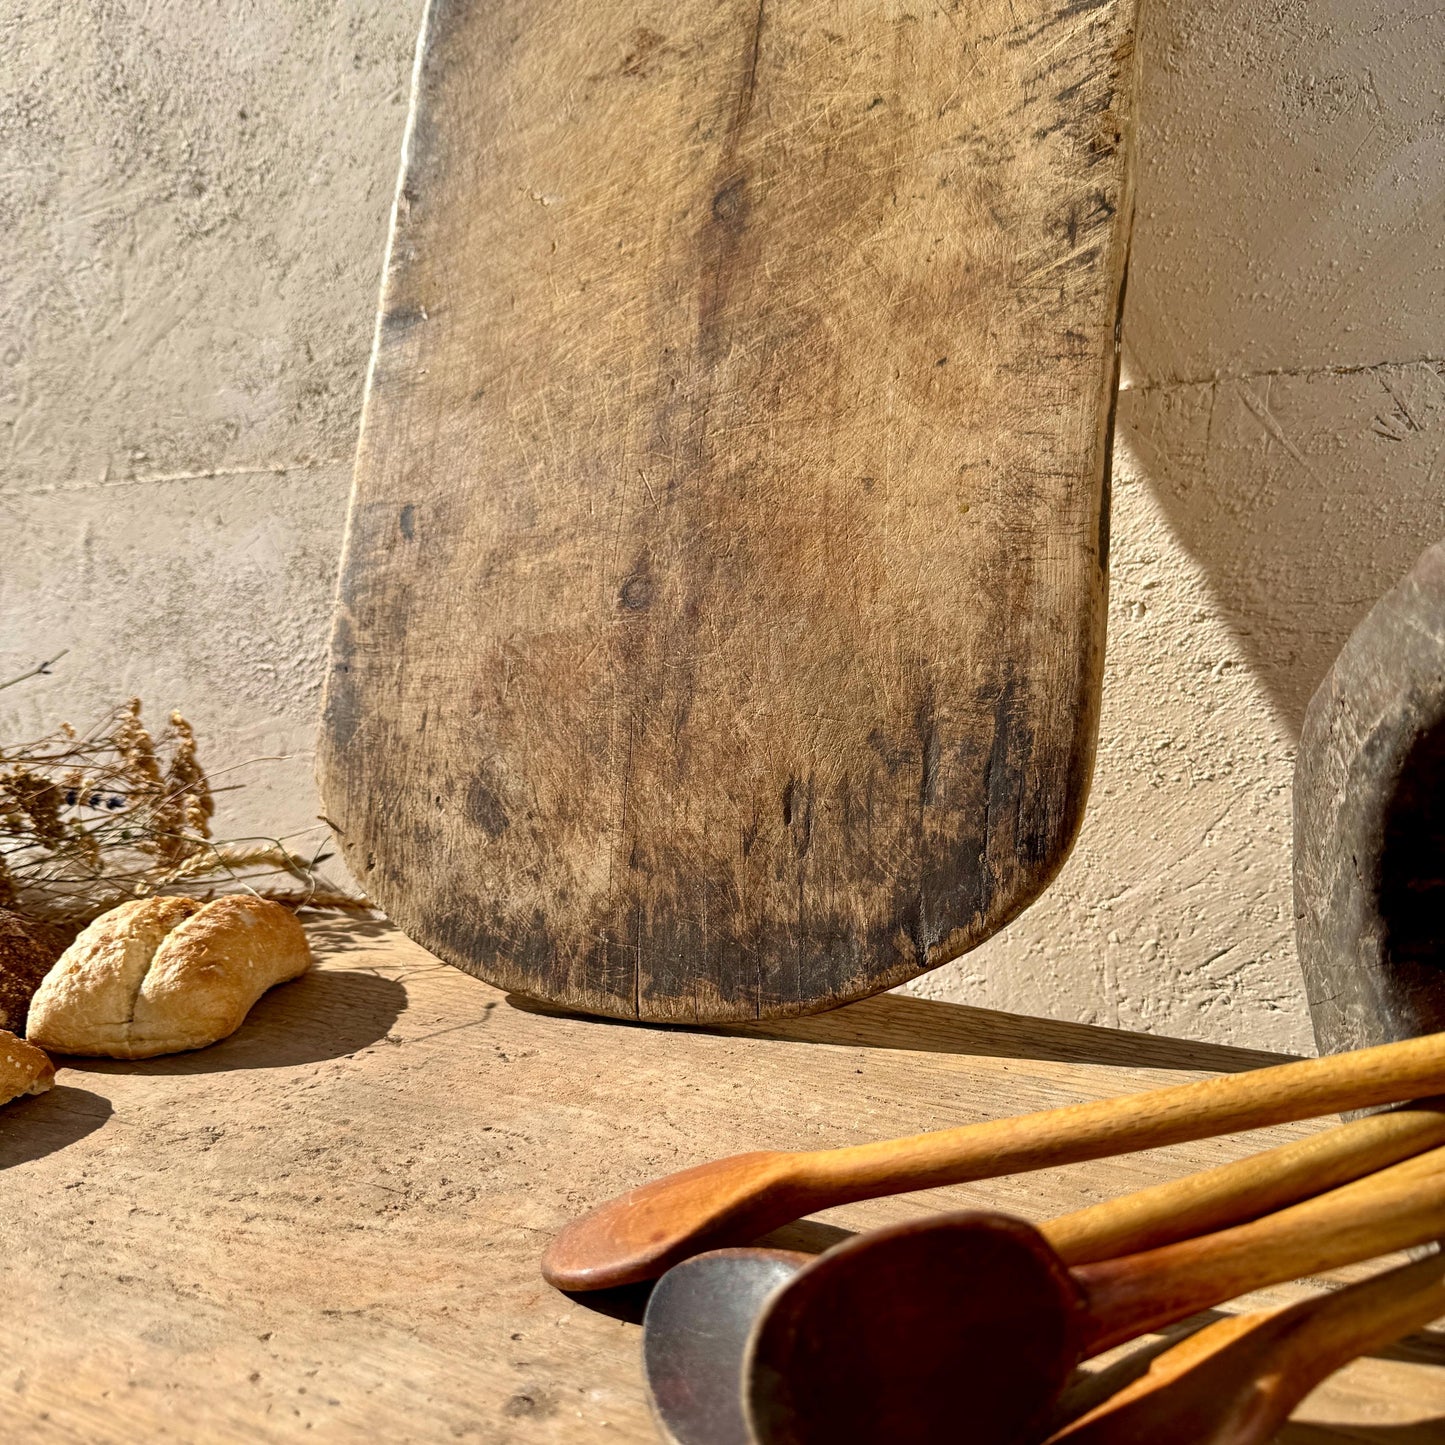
543,1031,1445,1290
743,1144,1445,1445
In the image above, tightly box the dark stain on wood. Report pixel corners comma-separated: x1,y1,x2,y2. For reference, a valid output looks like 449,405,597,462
467,774,511,840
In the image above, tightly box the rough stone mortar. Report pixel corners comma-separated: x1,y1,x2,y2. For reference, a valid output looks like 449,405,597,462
4,0,1442,1050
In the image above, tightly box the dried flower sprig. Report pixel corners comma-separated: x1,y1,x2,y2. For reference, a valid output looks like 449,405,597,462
0,694,368,925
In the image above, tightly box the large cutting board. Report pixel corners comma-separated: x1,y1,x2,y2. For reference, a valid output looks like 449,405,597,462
320,0,1140,1021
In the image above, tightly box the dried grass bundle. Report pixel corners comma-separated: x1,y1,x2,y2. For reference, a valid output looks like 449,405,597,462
0,684,368,926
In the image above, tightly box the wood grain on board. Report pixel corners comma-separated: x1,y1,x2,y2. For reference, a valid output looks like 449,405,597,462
320,0,1141,1019
3,920,1441,1443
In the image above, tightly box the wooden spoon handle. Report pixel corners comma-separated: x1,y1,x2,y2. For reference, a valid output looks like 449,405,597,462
799,1029,1445,1203
544,1030,1445,1293
1042,1099,1445,1265
1051,1249,1445,1444
1078,1142,1445,1355
1216,1248,1445,1440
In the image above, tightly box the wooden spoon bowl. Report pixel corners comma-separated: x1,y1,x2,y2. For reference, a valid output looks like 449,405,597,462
746,1213,1079,1445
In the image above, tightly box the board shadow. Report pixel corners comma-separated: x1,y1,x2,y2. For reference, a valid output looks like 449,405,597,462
507,988,1297,1073
1119,0,1445,736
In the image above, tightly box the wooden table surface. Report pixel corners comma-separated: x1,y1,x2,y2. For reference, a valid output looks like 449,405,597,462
2,918,1442,1442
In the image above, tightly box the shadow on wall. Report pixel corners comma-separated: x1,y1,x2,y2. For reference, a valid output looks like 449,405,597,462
1119,0,1445,734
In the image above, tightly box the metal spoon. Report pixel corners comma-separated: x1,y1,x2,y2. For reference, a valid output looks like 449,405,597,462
643,1248,808,1445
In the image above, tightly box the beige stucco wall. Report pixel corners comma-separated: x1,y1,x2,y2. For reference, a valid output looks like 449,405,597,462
4,1,1441,1052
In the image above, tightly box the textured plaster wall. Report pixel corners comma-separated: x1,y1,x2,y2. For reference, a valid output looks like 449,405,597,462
4,1,1442,1052
1,0,424,861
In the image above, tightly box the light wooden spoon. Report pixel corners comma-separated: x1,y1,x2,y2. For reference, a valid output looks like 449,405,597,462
544,1032,1445,1289
1047,1246,1445,1444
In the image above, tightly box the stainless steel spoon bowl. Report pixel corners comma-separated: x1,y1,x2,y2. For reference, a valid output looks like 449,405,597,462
642,1248,807,1445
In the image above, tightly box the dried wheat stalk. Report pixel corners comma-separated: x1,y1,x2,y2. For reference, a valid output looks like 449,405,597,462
0,692,369,926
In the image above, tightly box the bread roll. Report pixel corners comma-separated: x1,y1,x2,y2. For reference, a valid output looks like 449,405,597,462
26,895,311,1059
0,1028,54,1106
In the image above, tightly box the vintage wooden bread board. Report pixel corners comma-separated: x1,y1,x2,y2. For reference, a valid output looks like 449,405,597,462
320,0,1141,1021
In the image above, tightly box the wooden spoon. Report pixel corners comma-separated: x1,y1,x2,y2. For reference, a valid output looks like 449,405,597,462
742,1144,1445,1445
543,1031,1445,1289
641,1104,1445,1445
1041,1096,1445,1266
1047,1247,1445,1444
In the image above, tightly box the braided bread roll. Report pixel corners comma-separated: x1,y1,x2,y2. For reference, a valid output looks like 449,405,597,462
27,895,310,1059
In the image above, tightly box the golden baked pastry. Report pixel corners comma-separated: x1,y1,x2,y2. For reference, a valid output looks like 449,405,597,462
27,895,310,1059
0,1028,54,1106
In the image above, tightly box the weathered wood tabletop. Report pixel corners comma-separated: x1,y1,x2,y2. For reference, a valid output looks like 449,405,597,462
3,919,1442,1442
